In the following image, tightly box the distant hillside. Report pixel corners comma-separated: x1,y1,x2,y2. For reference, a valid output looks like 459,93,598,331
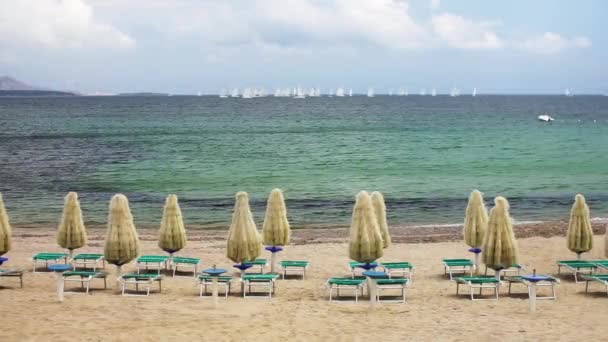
0,76,38,90
117,92,170,96
0,90,77,97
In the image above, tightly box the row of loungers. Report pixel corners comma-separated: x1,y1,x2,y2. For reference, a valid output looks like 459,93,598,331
2,254,608,300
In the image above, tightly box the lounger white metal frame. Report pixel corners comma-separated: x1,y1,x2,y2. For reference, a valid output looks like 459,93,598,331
71,255,105,272
375,280,409,303
582,275,608,296
119,275,164,297
136,259,168,275
280,263,309,280
171,258,201,277
241,277,278,299
32,254,68,273
198,277,232,298
557,262,596,283
505,276,559,300
326,280,365,302
455,278,502,301
0,269,24,288
349,263,378,279
443,260,475,281
62,271,108,295
379,263,414,282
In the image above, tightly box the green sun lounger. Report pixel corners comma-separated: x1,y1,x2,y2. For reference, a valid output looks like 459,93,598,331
484,264,526,278
455,276,501,301
556,260,597,283
171,256,201,277
504,275,559,299
71,253,105,271
241,274,279,298
242,259,268,274
62,270,108,294
198,275,233,298
32,252,69,272
443,259,475,280
379,262,414,281
592,260,608,271
0,269,24,288
375,278,409,303
136,255,169,275
327,277,366,302
119,273,164,296
581,274,608,296
279,260,309,279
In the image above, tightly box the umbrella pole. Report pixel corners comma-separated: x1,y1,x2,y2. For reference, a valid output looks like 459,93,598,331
212,276,219,308
474,252,480,273
270,251,277,274
576,252,581,261
367,277,377,309
56,272,64,302
495,269,501,281
529,283,537,313
116,265,122,290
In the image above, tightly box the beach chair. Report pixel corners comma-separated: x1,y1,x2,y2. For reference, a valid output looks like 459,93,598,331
375,278,409,303
242,259,268,274
198,275,233,298
556,260,597,283
279,260,309,279
61,270,108,294
136,255,169,275
379,262,414,281
348,261,378,278
592,260,608,272
0,269,24,288
71,253,105,271
118,273,164,296
504,275,560,299
581,274,608,296
241,274,279,298
484,264,526,277
171,257,201,277
455,276,501,301
326,277,365,302
443,259,475,280
32,252,68,272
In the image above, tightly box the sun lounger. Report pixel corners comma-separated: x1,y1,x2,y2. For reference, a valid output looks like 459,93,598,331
592,260,608,271
504,275,559,299
326,277,366,302
171,257,201,277
242,259,268,274
32,252,69,272
71,253,105,271
484,264,526,277
443,259,475,280
375,278,409,303
0,269,24,288
455,276,501,300
379,262,414,281
241,274,279,298
62,271,108,294
279,260,309,279
136,255,169,275
198,275,233,298
581,274,608,296
348,261,378,278
119,273,164,296
556,260,597,283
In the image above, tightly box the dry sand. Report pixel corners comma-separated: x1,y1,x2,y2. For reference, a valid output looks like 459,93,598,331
1,224,607,342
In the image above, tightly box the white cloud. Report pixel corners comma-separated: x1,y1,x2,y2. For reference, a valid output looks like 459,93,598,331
517,32,591,54
431,13,503,49
430,0,441,10
0,0,134,49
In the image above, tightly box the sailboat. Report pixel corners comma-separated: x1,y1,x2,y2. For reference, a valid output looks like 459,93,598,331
336,87,345,97
294,86,306,99
242,88,253,99
230,88,239,98
431,88,436,97
472,88,477,97
219,88,228,98
420,89,426,96
367,88,374,97
450,87,460,97
388,89,393,96
565,88,574,97
348,88,353,97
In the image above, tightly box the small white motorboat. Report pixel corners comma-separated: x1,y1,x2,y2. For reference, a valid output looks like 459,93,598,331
538,114,555,122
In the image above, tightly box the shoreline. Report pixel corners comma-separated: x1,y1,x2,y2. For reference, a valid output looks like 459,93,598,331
12,220,607,245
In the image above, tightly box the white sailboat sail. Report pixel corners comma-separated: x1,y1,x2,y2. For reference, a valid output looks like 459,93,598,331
472,88,477,97
336,87,345,97
367,87,374,97
348,88,353,96
230,88,239,98
431,88,436,96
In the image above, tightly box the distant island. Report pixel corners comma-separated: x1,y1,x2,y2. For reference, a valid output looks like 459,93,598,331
0,76,78,96
116,92,170,96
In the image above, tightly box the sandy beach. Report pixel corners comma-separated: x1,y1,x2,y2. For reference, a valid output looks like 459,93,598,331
1,223,607,341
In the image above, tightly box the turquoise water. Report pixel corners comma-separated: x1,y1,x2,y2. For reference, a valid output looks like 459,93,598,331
0,95,607,228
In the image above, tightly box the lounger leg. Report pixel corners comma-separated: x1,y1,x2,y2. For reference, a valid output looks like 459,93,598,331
19,274,23,288
470,286,474,301
103,277,107,289
159,280,162,292
136,283,139,292
508,281,512,294
495,286,499,300
585,280,589,293
86,277,91,294
456,282,460,295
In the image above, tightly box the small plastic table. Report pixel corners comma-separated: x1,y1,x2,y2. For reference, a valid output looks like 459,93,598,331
363,270,388,308
265,246,283,274
468,247,482,270
48,264,72,302
0,256,7,266
203,267,227,308
522,275,552,313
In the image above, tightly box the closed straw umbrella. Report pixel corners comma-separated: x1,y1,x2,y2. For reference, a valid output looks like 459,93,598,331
104,194,140,278
262,188,290,274
604,225,607,257
158,194,187,264
482,196,518,280
463,190,488,270
371,191,391,249
566,194,593,260
226,192,262,276
0,193,12,256
57,192,87,258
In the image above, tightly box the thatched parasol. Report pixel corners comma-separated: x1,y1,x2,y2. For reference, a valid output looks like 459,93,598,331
158,194,187,264
371,191,391,249
262,188,290,273
566,194,593,260
226,192,262,274
0,193,12,256
104,194,140,277
349,191,383,263
57,192,87,258
482,196,519,279
463,190,488,270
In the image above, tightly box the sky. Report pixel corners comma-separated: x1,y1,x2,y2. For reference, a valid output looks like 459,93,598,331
0,0,606,94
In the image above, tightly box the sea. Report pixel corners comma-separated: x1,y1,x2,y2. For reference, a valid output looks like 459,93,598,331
0,95,607,229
